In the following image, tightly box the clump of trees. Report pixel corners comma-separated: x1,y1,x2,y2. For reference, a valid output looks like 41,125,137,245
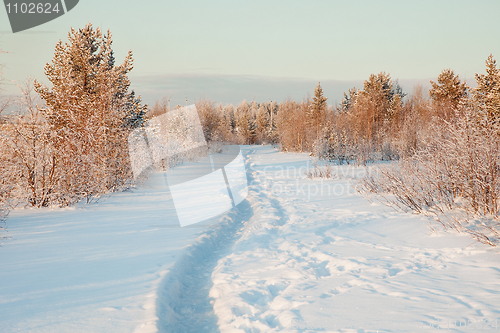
329,73,407,163
193,83,333,153
0,23,147,209
360,55,500,246
194,98,278,147
191,76,409,164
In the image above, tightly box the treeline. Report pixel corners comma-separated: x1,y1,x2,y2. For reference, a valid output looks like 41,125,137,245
149,70,454,165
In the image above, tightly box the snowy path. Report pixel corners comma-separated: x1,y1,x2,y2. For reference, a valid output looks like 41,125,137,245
155,148,261,332
155,199,253,333
169,146,500,332
1,145,499,332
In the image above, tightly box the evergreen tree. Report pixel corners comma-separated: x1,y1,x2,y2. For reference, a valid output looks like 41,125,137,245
429,69,468,111
265,101,278,144
327,130,350,164
388,93,402,121
236,100,256,145
34,23,146,133
309,82,328,137
354,72,392,146
344,72,405,153
33,23,147,201
361,72,393,120
391,80,407,101
216,103,233,142
473,54,500,122
340,87,357,113
256,102,269,143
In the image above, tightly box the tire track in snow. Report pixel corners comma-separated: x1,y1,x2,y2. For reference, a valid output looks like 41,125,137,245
155,147,258,333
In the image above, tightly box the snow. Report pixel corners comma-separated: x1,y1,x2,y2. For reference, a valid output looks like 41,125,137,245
1,145,500,332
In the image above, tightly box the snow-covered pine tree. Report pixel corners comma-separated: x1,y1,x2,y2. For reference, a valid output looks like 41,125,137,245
429,69,468,120
248,101,260,143
354,72,405,150
308,82,328,138
340,87,357,113
270,101,279,144
34,23,147,202
255,102,269,143
236,100,256,145
215,103,234,143
473,54,500,123
360,72,393,123
123,90,148,129
388,93,402,120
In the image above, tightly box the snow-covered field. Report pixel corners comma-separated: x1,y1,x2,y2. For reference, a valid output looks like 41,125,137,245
1,145,499,332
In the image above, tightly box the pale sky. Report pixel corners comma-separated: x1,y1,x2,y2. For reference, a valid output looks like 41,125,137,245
1,0,499,106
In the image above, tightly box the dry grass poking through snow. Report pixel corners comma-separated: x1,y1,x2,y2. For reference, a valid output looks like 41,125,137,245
304,161,336,179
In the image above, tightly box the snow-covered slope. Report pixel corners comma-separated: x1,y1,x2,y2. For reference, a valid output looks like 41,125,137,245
1,145,499,333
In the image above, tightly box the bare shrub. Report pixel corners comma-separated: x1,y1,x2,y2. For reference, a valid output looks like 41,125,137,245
0,81,59,207
148,98,169,119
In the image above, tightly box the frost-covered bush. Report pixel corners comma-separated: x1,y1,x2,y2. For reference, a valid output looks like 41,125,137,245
311,137,332,161
0,82,61,207
359,106,500,246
